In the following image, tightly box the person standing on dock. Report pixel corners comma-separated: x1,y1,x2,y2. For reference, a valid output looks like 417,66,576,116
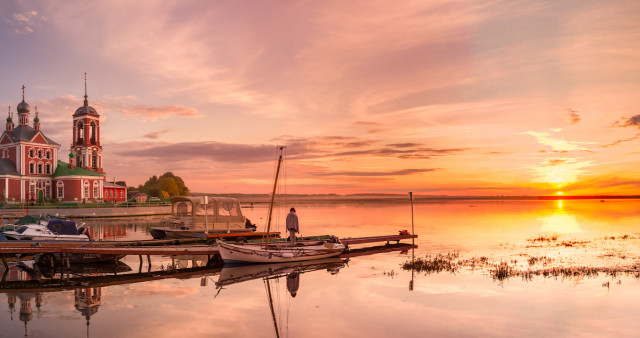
286,207,299,244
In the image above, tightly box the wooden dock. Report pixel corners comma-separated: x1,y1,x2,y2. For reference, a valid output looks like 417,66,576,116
341,234,418,246
0,233,418,266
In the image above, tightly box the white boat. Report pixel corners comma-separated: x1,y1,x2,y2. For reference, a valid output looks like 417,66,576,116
217,240,345,263
3,218,90,241
217,146,346,263
150,196,257,239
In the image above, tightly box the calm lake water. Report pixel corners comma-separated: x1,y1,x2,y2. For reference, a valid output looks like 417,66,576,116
2,199,640,337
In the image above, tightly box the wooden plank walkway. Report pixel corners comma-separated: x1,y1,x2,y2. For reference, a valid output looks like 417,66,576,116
0,234,417,257
0,245,219,256
340,234,418,246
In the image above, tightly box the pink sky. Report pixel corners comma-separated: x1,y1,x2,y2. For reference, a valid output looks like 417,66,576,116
1,0,640,195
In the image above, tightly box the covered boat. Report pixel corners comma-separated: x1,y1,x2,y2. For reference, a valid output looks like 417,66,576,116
3,218,90,241
150,196,256,239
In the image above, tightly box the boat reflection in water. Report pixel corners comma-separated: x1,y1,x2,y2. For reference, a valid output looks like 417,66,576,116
216,258,346,338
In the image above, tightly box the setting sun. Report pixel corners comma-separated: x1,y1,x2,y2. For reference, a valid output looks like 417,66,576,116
556,191,564,195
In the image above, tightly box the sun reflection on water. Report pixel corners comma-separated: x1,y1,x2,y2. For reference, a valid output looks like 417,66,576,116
540,212,582,234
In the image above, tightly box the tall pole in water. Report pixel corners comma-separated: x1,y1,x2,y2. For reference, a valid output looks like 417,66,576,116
204,195,209,237
266,146,285,245
409,191,414,291
409,192,414,241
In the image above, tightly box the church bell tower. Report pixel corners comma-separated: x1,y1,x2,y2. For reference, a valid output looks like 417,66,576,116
71,73,103,173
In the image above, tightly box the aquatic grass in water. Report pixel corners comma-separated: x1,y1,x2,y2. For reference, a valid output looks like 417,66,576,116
402,252,461,274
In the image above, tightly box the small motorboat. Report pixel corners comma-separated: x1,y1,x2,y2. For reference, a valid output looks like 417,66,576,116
3,218,90,241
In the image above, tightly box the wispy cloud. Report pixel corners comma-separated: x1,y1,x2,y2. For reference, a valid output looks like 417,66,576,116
614,115,640,128
525,130,586,152
116,142,275,163
8,10,42,34
312,168,436,177
600,133,640,148
565,108,581,125
143,128,170,140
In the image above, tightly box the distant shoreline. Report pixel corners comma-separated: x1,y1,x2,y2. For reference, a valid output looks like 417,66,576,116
191,193,640,204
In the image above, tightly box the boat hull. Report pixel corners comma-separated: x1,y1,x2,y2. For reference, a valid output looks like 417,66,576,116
217,241,345,264
3,233,90,241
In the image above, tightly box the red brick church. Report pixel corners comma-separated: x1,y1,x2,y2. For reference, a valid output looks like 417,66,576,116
0,80,127,203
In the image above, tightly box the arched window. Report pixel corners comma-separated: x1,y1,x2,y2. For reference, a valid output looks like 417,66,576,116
45,163,51,175
77,121,84,143
76,151,83,167
83,180,90,199
56,181,64,199
46,150,51,159
29,149,34,157
92,151,98,169
93,181,99,198
29,180,36,200
90,122,97,144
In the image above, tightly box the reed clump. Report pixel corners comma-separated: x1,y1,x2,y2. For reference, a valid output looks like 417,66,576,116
402,252,461,274
527,235,558,243
491,262,515,281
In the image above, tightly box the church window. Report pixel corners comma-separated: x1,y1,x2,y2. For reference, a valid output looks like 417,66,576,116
46,164,51,175
38,164,43,174
83,180,90,199
45,186,50,198
57,181,64,198
77,122,84,143
29,149,34,157
38,150,42,158
120,191,124,198
46,151,51,159
93,181,99,198
90,122,97,145
92,151,98,169
29,163,34,174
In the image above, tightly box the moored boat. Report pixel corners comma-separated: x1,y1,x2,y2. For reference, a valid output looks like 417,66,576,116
150,196,258,239
217,239,345,263
216,146,346,264
3,218,90,241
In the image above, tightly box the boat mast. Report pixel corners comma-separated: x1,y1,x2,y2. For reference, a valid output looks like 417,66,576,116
265,278,281,338
265,146,285,245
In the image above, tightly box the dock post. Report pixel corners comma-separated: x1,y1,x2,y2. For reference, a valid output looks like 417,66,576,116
147,255,151,272
139,255,143,273
1,255,8,269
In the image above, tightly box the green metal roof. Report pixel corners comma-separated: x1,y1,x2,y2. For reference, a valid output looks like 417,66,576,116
53,160,104,177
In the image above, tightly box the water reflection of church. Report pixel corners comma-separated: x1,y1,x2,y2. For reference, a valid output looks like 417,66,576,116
3,264,103,336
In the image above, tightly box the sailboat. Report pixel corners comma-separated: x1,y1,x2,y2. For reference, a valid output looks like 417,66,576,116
217,146,346,263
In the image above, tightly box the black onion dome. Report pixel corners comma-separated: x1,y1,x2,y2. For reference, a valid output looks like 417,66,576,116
74,105,99,116
17,100,30,114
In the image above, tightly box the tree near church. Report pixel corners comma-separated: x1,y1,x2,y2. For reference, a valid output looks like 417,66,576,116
138,172,189,198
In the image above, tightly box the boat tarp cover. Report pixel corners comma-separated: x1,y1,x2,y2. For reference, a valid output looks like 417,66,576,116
0,232,7,241
14,215,40,225
46,219,79,235
14,214,67,225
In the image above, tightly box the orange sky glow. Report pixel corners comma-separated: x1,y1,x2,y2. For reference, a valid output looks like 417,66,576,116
1,1,640,195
